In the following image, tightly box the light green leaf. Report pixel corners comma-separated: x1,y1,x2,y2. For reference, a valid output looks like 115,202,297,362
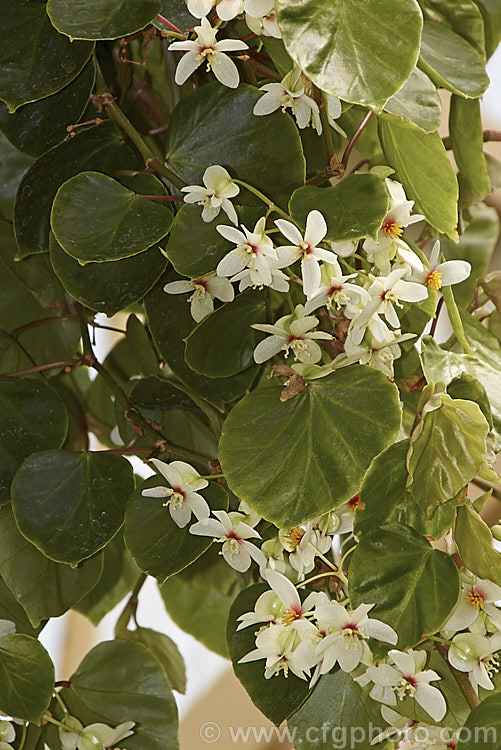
160,549,239,657
354,440,456,540
14,121,138,258
475,0,501,58
51,172,173,264
406,393,488,513
455,505,501,586
289,174,388,242
61,640,179,750
185,291,266,378
418,0,487,57
450,97,490,197
0,1,93,112
287,670,383,750
379,119,458,238
419,21,489,98
145,276,258,407
441,203,499,308
165,83,305,209
457,694,501,748
447,373,493,429
122,628,186,694
276,0,423,110
0,507,103,628
125,476,227,583
227,583,312,724
0,376,68,505
0,59,95,158
0,634,54,723
47,0,161,40
219,365,401,528
11,450,135,566
383,68,442,133
349,523,461,647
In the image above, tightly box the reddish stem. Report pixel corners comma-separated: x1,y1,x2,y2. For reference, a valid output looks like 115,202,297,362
156,14,183,34
341,111,373,169
143,194,183,201
430,296,445,338
4,359,82,377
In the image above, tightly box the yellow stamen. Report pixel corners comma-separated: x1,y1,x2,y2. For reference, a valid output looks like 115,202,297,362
282,609,302,626
465,589,485,610
426,269,442,291
286,527,304,548
381,219,403,240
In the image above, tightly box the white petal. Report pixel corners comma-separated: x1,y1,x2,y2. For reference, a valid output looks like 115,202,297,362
392,279,428,303
169,502,192,528
337,640,363,673
217,224,246,244
217,249,246,277
223,544,251,571
253,336,285,364
361,619,398,645
189,518,224,537
187,491,211,521
437,260,471,286
211,52,240,89
142,486,172,498
207,275,235,302
164,280,195,295
253,89,283,116
304,210,327,247
187,0,215,17
215,38,248,52
221,198,238,225
175,51,201,85
191,292,214,322
429,240,441,268
265,570,301,609
415,683,447,722
275,219,303,246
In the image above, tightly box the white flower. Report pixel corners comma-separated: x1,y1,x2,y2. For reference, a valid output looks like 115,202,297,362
189,510,266,572
336,329,416,379
442,575,501,636
261,537,287,574
390,650,447,722
278,525,317,578
0,721,15,750
163,272,234,323
239,621,317,679
304,260,371,315
216,217,287,290
169,18,248,89
351,269,427,344
181,165,239,225
409,240,471,292
60,720,135,750
245,0,281,38
142,459,210,528
313,602,398,677
328,240,356,258
253,67,321,133
448,632,501,694
275,211,340,297
251,304,332,364
0,620,15,638
187,0,215,18
363,179,425,273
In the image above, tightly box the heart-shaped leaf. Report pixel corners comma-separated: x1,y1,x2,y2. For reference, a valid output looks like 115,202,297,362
219,366,401,528
11,450,134,565
47,0,161,40
51,171,173,263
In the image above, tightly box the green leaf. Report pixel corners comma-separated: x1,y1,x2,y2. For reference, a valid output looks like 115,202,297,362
0,1,94,113
75,534,141,626
0,135,33,221
47,0,161,40
287,670,383,750
455,505,501,586
419,21,489,99
349,523,461,648
0,376,68,505
289,175,388,243
51,172,173,264
475,0,501,58
125,475,227,583
407,393,488,514
450,97,490,197
14,121,138,258
448,373,493,429
0,634,54,723
276,0,422,110
11,450,135,566
122,628,186,694
219,365,401,528
0,59,95,158
50,233,167,316
165,204,261,278
159,0,192,29
379,119,458,239
457,693,501,749
61,640,179,750
383,68,442,133
354,440,456,540
0,332,32,376
227,583,312,724
160,548,239,657
0,507,103,628
0,576,43,638
441,203,499,308
145,277,258,407
418,0,487,57
165,83,305,209
185,290,265,378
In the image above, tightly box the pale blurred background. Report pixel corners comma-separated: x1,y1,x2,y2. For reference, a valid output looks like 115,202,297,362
39,46,501,750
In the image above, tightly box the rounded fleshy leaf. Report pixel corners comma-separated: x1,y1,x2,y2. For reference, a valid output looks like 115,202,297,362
47,0,161,41
0,634,54,723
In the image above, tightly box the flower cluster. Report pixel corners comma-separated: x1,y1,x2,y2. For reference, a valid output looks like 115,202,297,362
59,718,135,750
